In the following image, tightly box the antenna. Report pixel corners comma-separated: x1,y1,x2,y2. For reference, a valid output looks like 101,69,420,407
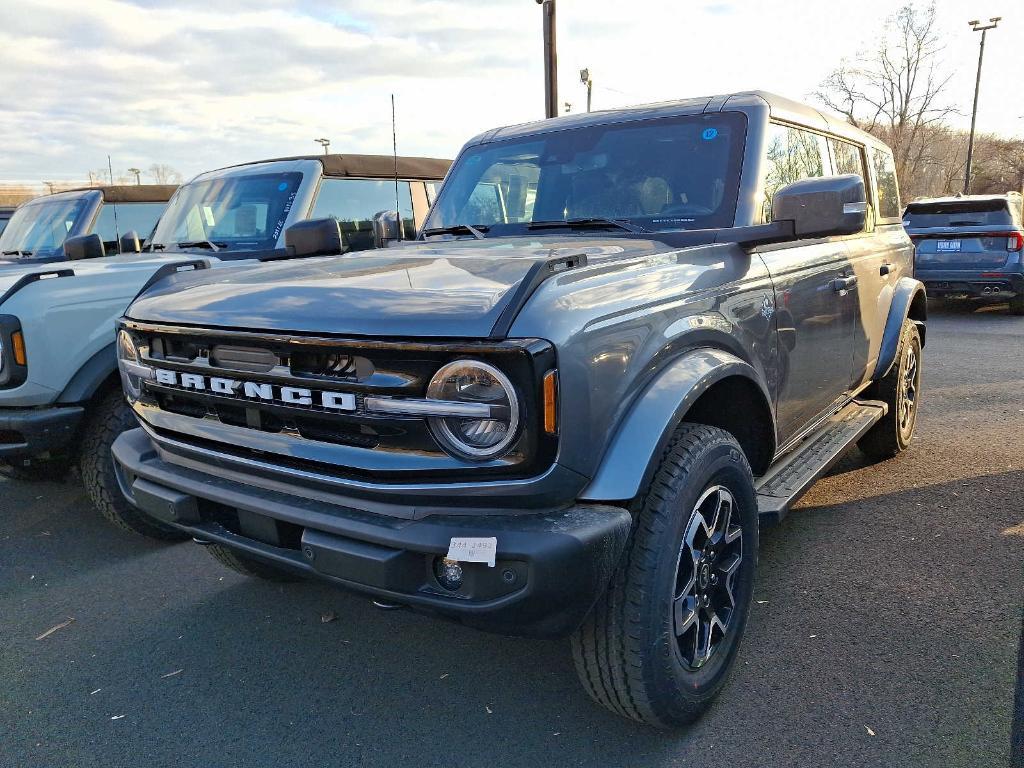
107,155,121,251
391,94,401,242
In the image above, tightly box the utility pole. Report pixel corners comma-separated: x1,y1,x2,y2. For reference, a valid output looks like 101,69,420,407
314,137,331,155
535,0,557,118
128,167,141,185
580,68,593,112
964,17,1000,195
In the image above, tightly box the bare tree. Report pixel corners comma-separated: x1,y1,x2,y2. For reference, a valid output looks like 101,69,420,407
814,2,957,199
146,164,183,185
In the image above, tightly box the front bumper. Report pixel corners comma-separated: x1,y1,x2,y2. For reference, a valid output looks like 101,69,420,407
112,427,632,637
921,271,1024,299
0,405,84,458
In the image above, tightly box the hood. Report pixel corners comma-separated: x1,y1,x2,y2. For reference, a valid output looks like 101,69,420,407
126,237,677,338
0,254,205,308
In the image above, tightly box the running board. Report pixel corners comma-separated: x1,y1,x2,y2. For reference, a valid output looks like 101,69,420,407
755,400,887,525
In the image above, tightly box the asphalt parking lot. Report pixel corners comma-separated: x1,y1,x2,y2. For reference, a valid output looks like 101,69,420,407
2,302,1021,768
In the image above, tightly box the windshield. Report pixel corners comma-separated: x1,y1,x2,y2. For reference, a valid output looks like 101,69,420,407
0,196,89,255
424,113,746,237
903,200,1017,229
150,172,302,251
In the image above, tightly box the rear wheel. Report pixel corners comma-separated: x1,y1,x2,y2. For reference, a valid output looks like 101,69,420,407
571,423,758,728
80,388,188,541
206,544,301,582
1009,294,1024,316
858,318,922,461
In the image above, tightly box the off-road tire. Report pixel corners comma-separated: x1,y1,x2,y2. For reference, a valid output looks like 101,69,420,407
80,388,187,541
207,544,301,582
858,318,922,461
1009,294,1024,316
2,456,72,482
571,423,758,728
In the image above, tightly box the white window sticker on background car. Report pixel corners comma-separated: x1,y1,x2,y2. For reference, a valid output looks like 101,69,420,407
936,240,961,252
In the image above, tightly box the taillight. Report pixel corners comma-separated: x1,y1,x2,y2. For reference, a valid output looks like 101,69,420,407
1007,232,1024,252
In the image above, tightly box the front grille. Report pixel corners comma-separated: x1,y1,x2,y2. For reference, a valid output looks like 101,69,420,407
121,321,557,482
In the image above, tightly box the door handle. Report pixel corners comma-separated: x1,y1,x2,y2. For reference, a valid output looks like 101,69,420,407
832,275,858,292
879,263,893,276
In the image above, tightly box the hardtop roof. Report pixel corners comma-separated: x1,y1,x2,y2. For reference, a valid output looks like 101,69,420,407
212,154,451,181
25,185,178,205
463,90,889,152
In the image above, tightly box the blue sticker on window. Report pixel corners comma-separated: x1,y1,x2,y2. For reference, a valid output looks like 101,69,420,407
702,128,718,141
278,182,289,191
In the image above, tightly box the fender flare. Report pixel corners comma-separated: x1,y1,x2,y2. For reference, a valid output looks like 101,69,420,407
872,277,927,381
57,342,117,404
579,347,774,502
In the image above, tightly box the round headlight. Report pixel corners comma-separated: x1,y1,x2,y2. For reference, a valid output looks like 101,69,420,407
117,329,139,363
426,360,520,460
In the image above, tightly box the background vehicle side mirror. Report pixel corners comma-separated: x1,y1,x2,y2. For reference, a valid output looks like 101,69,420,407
284,218,348,258
771,174,867,239
372,210,401,249
119,230,141,254
63,233,106,261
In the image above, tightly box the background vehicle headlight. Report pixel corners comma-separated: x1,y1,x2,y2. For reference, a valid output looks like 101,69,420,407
117,329,139,364
426,359,520,460
117,329,151,399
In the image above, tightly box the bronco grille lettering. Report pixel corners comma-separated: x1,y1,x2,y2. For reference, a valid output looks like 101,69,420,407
151,368,356,411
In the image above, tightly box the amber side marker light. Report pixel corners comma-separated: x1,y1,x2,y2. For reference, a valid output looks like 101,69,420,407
543,369,558,434
11,331,26,366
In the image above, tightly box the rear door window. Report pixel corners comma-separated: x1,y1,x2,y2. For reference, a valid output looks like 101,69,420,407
869,148,901,220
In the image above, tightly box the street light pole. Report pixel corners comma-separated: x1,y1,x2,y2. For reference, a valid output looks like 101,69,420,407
128,167,141,185
580,68,593,112
314,137,331,155
536,0,557,119
964,17,1000,195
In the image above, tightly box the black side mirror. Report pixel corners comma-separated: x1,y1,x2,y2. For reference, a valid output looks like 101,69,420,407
771,174,867,239
372,210,401,249
284,218,348,258
63,233,106,261
119,230,141,254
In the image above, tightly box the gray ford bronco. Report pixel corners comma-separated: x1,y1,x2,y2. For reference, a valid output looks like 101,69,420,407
110,92,926,727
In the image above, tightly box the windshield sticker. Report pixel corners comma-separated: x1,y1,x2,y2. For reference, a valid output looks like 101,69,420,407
271,190,298,241
277,182,289,192
702,128,718,141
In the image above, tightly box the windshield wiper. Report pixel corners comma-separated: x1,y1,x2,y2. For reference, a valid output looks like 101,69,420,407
528,217,646,234
1,249,32,256
177,240,227,252
421,223,489,240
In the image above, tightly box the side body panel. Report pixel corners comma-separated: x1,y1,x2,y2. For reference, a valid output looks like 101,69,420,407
755,239,856,444
510,242,778,485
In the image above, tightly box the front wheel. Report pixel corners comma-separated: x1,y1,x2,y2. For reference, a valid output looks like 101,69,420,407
571,423,758,728
80,388,188,541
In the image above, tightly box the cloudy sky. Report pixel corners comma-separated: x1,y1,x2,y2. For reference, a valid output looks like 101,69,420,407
0,0,1018,184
